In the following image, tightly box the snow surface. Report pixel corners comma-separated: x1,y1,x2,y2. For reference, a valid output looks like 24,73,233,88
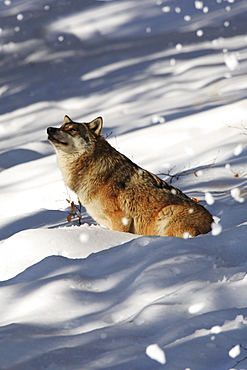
0,0,247,369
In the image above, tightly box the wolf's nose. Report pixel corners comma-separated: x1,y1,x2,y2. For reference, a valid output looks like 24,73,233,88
47,127,57,134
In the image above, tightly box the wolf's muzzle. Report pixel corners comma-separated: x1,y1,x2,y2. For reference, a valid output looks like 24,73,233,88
47,127,58,140
47,127,68,145
47,127,57,135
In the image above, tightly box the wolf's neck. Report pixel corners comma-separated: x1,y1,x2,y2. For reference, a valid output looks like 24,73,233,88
57,140,123,193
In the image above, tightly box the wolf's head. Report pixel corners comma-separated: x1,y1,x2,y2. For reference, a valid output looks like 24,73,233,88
47,116,103,155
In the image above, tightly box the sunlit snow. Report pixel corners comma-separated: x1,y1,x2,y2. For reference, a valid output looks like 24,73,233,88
146,344,166,365
228,344,241,359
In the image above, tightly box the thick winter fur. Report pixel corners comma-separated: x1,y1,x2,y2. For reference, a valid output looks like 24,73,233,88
47,116,213,237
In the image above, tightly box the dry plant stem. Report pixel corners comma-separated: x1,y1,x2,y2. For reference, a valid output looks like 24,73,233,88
160,161,216,184
66,199,82,225
227,123,247,135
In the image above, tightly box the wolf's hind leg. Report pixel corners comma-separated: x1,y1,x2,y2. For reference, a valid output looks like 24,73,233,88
158,204,212,237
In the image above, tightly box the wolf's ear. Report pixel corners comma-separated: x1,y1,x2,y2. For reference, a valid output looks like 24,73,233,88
64,115,73,124
88,117,103,135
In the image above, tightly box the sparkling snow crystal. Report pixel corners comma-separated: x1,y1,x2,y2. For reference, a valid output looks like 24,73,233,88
195,1,203,10
233,143,243,156
162,6,171,13
230,188,244,203
224,53,239,71
146,344,166,364
211,325,222,334
79,233,89,243
211,222,222,236
228,344,241,359
16,13,24,21
122,217,129,226
205,192,215,205
196,29,204,37
188,303,204,314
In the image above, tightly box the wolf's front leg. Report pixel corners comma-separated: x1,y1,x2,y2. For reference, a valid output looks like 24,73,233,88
110,213,134,234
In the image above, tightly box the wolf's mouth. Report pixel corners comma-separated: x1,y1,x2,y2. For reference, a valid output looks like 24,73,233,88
48,136,68,146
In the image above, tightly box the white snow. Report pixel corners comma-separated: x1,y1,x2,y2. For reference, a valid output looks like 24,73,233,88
224,52,240,71
230,187,245,203
0,0,247,369
234,143,243,156
146,344,166,365
229,344,241,359
195,1,204,10
205,192,215,205
211,222,223,236
197,29,204,37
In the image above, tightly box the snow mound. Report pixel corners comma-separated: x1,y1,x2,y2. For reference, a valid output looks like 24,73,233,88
0,224,138,281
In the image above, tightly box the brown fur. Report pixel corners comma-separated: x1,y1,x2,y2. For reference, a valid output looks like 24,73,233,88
47,116,213,237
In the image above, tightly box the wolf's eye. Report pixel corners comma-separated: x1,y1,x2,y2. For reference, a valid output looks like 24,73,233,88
69,128,77,133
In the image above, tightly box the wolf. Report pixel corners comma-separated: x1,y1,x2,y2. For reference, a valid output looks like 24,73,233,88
47,116,213,237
